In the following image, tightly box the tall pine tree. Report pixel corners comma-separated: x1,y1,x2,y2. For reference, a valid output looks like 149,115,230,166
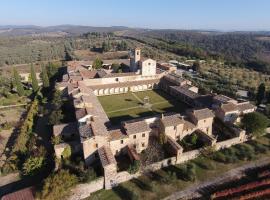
13,68,24,96
30,64,39,92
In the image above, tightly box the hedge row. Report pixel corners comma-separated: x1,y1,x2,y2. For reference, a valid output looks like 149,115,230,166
13,98,39,154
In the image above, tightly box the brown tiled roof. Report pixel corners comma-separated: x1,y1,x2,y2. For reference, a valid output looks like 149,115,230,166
127,145,140,161
220,103,239,113
124,120,150,135
2,187,35,200
53,122,78,137
108,130,127,141
161,114,184,127
183,120,196,130
167,136,183,151
164,73,188,86
75,108,87,120
89,79,160,90
97,70,107,78
79,69,98,79
237,102,256,112
170,86,200,99
103,72,136,78
191,108,215,120
79,124,93,140
98,145,117,167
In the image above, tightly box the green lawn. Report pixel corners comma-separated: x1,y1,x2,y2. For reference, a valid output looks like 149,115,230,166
98,90,189,124
87,134,270,200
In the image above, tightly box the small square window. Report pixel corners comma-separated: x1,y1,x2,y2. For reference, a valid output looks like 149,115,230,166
142,133,145,137
133,135,136,139
121,140,124,144
142,143,145,147
96,144,98,148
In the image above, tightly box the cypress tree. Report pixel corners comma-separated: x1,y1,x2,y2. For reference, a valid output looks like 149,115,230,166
41,65,50,88
13,68,24,96
30,64,39,92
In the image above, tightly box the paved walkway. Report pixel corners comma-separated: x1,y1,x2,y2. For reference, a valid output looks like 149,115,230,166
0,173,20,187
163,157,270,200
0,104,27,110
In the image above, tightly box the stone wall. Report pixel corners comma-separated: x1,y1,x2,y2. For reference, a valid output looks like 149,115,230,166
68,132,248,198
176,149,201,164
68,177,104,200
113,171,141,185
215,136,245,150
145,157,177,171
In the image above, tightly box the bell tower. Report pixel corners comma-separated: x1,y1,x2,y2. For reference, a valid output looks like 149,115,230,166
130,48,141,72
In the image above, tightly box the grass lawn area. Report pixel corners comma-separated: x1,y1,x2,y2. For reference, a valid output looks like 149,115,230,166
98,90,190,125
87,134,270,200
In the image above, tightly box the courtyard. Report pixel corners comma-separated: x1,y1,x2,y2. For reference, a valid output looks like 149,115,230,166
98,90,190,125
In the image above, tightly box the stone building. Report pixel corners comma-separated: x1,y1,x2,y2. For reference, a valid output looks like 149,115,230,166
53,48,257,190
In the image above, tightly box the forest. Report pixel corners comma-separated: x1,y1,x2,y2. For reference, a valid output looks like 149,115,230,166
130,30,270,73
1,29,270,74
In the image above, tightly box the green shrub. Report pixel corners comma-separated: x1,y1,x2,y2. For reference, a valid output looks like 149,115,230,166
242,112,269,136
23,156,45,176
62,145,71,159
41,170,78,200
80,167,97,183
186,163,196,182
127,160,140,174
52,135,62,145
234,144,255,161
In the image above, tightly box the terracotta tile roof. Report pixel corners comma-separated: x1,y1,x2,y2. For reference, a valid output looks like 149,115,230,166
98,145,117,167
161,114,184,127
237,102,256,112
191,108,215,120
53,122,78,137
124,120,150,135
2,187,35,200
220,103,239,113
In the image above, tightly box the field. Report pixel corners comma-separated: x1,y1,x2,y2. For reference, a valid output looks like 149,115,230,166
0,107,26,167
98,90,189,124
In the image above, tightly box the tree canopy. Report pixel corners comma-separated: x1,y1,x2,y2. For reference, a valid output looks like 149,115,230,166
242,112,269,136
30,64,39,92
92,57,103,69
12,68,25,96
256,83,266,105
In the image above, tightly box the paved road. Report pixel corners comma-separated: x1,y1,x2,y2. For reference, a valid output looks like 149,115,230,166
163,157,270,200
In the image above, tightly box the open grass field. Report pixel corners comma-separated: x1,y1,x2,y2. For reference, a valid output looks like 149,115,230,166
98,90,190,124
88,134,270,200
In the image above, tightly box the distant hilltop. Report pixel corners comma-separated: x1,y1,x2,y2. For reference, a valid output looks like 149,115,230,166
0,24,270,37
